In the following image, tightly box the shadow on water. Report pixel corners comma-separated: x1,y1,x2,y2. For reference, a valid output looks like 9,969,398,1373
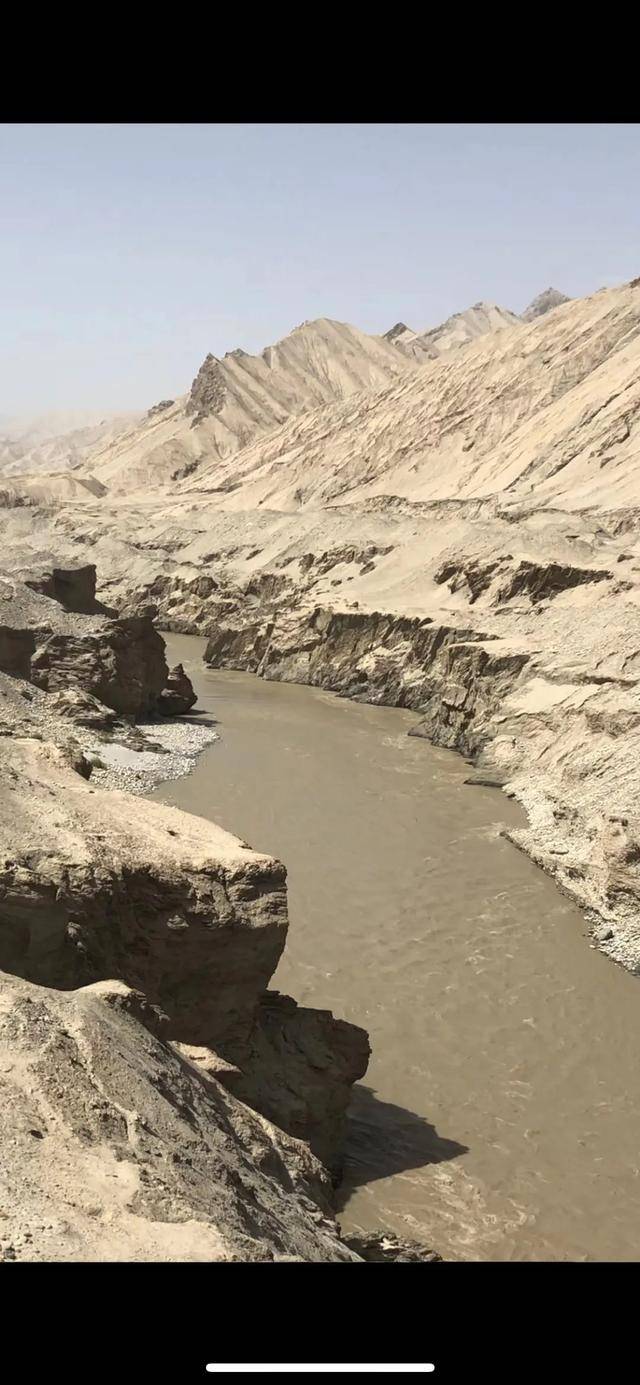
336,1083,468,1208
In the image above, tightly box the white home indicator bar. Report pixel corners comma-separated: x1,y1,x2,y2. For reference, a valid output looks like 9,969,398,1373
205,1368,435,1375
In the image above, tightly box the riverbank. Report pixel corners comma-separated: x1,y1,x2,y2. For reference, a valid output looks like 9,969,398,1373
0,574,379,1263
88,713,219,794
147,633,640,1262
7,484,640,973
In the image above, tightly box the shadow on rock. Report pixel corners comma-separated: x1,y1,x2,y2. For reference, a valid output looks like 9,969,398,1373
336,1083,467,1206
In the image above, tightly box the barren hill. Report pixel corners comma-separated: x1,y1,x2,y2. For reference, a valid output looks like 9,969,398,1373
179,283,640,512
383,301,522,361
69,318,416,498
0,410,138,477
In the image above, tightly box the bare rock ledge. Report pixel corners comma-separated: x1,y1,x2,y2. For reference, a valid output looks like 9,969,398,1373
0,738,369,1174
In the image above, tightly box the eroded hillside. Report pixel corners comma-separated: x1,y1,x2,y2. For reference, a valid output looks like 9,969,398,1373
3,282,640,977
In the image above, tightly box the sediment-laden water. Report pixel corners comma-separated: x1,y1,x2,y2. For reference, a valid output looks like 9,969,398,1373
149,633,640,1261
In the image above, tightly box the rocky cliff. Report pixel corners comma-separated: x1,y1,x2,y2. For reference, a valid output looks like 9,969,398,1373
96,490,636,974
0,566,377,1261
189,550,640,973
0,565,177,719
0,738,369,1166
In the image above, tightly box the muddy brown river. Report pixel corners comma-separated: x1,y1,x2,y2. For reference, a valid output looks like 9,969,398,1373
150,633,640,1261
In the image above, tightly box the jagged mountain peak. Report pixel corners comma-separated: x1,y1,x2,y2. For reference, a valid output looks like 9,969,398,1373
385,300,521,363
383,322,415,343
72,314,414,496
522,287,571,322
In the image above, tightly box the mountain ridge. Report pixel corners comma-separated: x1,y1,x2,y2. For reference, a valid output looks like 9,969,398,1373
382,288,572,362
0,289,574,489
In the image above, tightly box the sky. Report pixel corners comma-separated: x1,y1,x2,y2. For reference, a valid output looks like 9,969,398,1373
1,122,639,417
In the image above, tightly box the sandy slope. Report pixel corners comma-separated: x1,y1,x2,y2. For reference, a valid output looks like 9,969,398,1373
0,411,138,477
0,290,565,489
172,283,640,513
64,318,416,498
0,472,106,504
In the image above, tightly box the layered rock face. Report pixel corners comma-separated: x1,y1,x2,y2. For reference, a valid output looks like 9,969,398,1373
0,738,368,1167
0,563,374,1259
21,563,114,615
0,567,171,719
30,617,168,717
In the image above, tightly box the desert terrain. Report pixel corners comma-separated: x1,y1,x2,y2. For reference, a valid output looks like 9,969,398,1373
2,277,640,1260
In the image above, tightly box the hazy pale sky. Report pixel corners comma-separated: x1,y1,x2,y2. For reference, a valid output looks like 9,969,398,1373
1,122,638,416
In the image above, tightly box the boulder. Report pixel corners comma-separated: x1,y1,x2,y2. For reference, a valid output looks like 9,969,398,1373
186,990,371,1173
30,616,168,718
158,663,197,716
344,1233,442,1263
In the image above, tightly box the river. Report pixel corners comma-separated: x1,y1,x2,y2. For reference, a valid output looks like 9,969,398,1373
149,633,640,1261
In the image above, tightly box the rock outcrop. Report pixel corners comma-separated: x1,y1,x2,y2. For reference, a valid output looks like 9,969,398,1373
345,1233,442,1263
203,990,371,1174
434,554,612,607
0,971,361,1262
0,567,201,720
30,616,168,717
158,663,197,716
521,287,571,322
185,354,228,425
21,563,114,616
0,737,369,1170
146,399,175,419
